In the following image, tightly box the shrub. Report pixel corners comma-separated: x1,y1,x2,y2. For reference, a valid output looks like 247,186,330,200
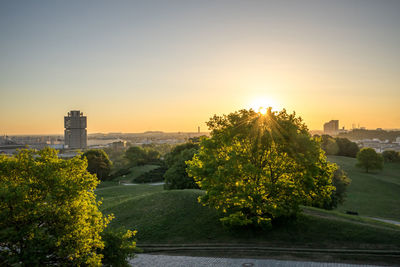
100,227,138,267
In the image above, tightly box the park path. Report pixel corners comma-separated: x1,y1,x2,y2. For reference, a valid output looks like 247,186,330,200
129,254,382,267
367,217,400,226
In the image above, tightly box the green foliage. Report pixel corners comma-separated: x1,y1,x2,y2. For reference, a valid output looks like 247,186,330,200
339,129,400,142
164,142,199,167
382,150,400,163
0,148,112,266
100,227,138,267
104,146,129,170
187,108,336,226
335,137,359,158
134,166,167,183
356,148,383,173
164,142,199,190
141,143,174,156
125,146,160,166
82,149,112,180
318,135,359,158
319,135,339,155
316,168,351,210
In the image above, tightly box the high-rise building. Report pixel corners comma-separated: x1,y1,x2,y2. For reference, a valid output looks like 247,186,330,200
323,120,339,135
64,110,87,149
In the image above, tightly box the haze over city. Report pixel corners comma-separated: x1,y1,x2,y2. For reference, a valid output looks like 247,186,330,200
1,0,399,134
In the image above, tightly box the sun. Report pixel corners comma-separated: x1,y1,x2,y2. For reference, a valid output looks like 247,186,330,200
249,97,278,114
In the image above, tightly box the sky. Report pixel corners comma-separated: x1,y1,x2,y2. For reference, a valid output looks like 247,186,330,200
1,0,399,134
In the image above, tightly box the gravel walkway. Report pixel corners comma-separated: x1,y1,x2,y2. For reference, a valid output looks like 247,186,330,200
129,254,382,267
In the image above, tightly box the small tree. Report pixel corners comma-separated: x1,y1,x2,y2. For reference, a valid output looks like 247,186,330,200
100,227,138,267
0,148,112,265
82,149,112,180
187,108,336,226
356,148,383,173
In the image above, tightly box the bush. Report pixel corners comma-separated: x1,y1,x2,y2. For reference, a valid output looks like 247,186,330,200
100,227,138,267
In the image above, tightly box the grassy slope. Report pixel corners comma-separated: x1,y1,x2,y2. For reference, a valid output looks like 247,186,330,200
96,184,400,249
114,165,160,183
328,156,400,220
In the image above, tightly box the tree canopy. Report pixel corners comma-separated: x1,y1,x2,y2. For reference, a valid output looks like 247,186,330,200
382,150,400,163
187,108,336,226
82,149,112,181
317,135,359,158
356,147,384,173
164,142,199,190
0,148,112,265
125,146,160,166
335,137,359,158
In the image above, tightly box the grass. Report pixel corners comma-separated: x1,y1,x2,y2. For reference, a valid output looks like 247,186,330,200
96,183,163,210
328,156,400,220
114,165,160,183
96,184,400,249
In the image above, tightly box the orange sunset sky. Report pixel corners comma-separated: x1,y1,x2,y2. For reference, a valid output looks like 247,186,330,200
1,1,399,134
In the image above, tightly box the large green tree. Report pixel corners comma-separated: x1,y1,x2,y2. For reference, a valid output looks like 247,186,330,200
0,148,113,265
187,108,336,226
82,149,112,180
356,147,383,173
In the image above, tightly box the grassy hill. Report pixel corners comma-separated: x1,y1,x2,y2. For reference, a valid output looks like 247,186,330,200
120,165,160,183
96,183,400,250
328,155,400,220
94,155,400,263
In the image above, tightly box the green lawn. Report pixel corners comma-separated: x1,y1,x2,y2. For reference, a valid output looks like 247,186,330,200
96,184,400,249
328,156,400,220
115,165,160,183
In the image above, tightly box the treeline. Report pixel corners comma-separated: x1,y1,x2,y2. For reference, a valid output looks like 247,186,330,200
382,150,400,163
316,135,360,158
339,129,400,142
82,140,201,187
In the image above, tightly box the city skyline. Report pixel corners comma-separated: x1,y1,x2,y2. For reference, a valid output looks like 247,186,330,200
1,1,399,134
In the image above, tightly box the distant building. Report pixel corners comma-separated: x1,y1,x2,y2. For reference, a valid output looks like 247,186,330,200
110,140,127,150
64,110,87,149
324,120,339,135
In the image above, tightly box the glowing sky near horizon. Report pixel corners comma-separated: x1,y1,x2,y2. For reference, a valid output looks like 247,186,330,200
1,0,399,134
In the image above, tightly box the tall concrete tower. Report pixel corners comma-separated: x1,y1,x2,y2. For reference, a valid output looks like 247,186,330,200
64,110,87,149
